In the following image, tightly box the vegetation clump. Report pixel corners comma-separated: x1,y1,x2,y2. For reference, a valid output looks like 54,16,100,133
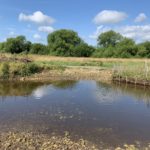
0,62,42,79
1,63,10,79
19,63,41,77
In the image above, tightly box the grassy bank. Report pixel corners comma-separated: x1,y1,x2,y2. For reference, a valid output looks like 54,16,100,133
113,60,150,86
0,54,150,85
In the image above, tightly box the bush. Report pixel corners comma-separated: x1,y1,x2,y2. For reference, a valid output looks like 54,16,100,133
73,43,95,57
19,63,41,77
30,43,49,55
92,47,115,58
1,63,10,79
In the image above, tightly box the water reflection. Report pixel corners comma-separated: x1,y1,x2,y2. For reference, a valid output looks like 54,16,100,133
0,80,150,147
0,80,150,105
0,80,78,97
94,83,120,104
51,80,78,89
112,83,150,107
96,82,150,107
0,82,44,96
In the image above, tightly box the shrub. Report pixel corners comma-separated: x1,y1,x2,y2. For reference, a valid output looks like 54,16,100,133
73,43,95,57
19,63,41,77
1,63,10,79
30,43,49,55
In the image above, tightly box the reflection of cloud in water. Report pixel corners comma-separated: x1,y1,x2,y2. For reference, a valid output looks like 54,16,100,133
94,84,121,104
32,85,55,99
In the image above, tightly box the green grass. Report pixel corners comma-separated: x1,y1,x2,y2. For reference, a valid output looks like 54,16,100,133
113,62,150,80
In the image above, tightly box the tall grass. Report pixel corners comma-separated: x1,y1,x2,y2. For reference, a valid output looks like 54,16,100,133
113,60,150,81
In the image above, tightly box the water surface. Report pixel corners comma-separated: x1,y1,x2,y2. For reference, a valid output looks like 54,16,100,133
0,80,150,147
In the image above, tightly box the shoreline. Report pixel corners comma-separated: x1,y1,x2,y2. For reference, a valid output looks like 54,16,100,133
1,68,150,88
0,68,112,83
113,76,150,87
0,54,150,87
0,131,149,150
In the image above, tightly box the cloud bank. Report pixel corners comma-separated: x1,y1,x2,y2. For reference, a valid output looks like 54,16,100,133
90,25,150,43
93,10,127,25
38,26,54,33
19,11,55,25
134,13,147,23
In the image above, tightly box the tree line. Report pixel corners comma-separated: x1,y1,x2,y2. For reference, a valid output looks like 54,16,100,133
0,29,150,58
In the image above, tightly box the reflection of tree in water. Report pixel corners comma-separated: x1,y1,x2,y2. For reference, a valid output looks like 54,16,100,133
0,82,47,97
0,80,78,97
95,82,120,104
112,83,150,108
97,82,150,107
52,80,78,89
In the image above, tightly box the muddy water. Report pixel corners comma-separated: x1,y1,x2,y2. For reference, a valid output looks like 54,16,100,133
0,80,150,147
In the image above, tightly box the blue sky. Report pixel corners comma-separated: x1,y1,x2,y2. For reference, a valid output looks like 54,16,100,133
0,0,150,45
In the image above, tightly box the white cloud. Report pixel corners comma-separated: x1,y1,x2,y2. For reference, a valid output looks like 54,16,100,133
19,11,55,25
33,33,41,40
38,26,54,33
134,13,147,23
89,25,111,39
93,10,127,25
8,31,15,36
90,25,150,43
119,25,150,42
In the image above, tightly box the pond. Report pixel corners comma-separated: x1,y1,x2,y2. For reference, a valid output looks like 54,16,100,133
0,80,150,148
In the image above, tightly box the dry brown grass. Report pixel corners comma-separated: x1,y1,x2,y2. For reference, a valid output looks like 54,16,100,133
1,53,150,84
1,53,150,63
29,54,150,63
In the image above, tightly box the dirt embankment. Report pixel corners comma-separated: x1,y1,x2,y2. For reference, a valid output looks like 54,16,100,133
10,67,112,83
113,76,150,87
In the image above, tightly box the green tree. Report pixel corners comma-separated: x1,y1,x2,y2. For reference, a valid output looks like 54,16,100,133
97,30,123,48
0,42,6,52
115,38,137,57
136,45,147,57
47,29,82,56
4,36,31,54
30,43,48,55
73,43,95,57
139,41,150,57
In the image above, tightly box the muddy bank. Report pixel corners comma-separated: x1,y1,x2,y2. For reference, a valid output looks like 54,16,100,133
0,68,112,83
0,132,149,150
113,76,150,87
0,132,99,150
